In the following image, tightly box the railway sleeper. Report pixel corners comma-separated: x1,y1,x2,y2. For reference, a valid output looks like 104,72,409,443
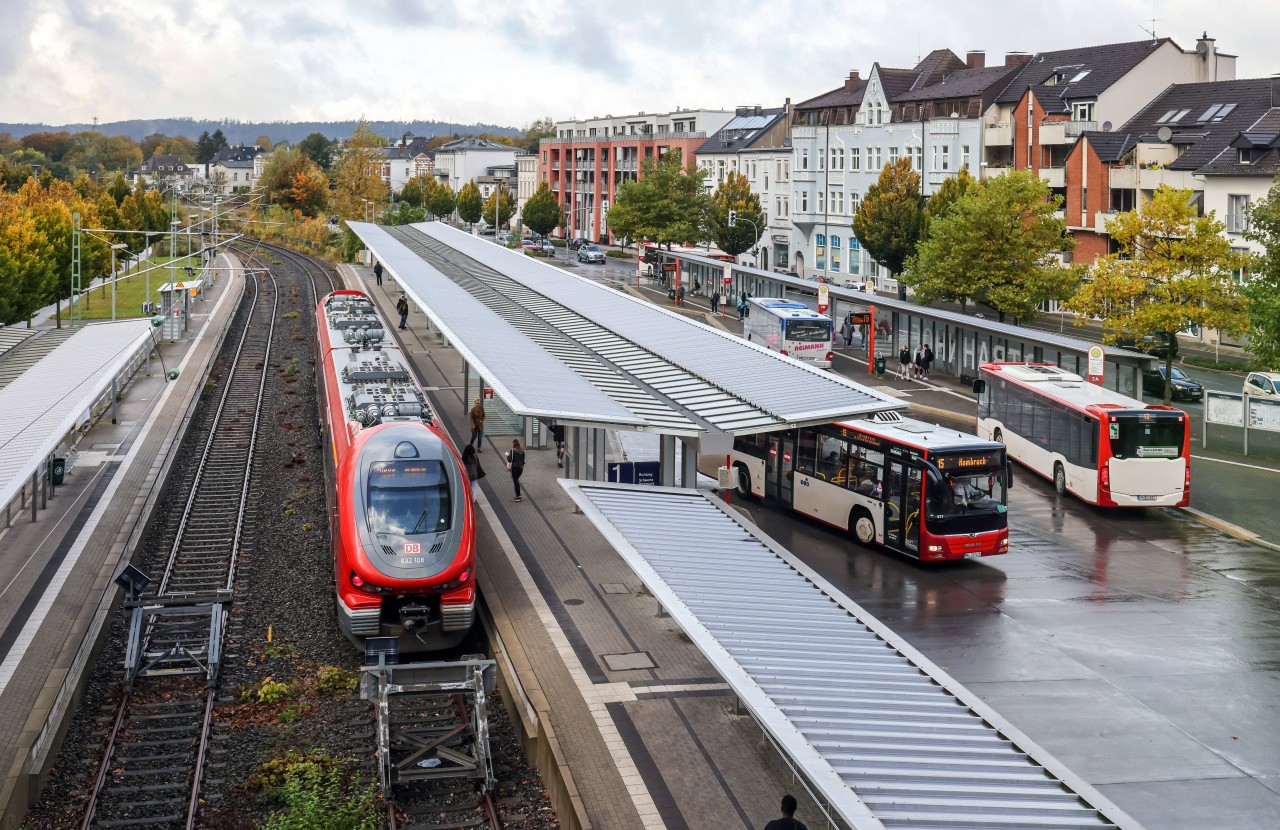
93,812,185,827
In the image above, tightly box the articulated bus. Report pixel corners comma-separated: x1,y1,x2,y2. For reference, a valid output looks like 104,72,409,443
976,363,1190,507
745,298,833,368
728,411,1010,561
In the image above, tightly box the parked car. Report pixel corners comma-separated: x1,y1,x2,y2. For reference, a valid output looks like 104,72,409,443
540,239,556,254
577,245,606,263
842,280,870,292
496,233,513,246
1244,371,1280,398
478,226,496,236
1142,365,1204,401
1116,332,1179,359
569,237,590,250
520,239,541,251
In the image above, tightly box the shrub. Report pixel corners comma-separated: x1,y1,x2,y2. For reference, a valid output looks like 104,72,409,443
315,666,359,696
260,768,381,830
241,676,293,704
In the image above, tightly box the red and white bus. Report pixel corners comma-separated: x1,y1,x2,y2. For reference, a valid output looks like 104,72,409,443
975,363,1190,507
725,411,1010,561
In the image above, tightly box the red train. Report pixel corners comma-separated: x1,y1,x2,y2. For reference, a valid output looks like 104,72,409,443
315,290,476,650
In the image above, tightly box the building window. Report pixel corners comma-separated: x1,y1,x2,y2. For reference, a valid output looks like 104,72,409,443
800,148,809,170
831,190,844,215
1239,148,1254,164
849,148,860,171
868,147,881,171
941,145,951,171
1231,247,1251,284
1072,102,1094,122
830,236,842,270
818,148,825,170
850,193,861,215
831,146,844,170
962,145,970,171
817,190,826,214
799,190,809,212
888,146,900,166
908,146,922,170
1227,194,1251,233
815,234,826,270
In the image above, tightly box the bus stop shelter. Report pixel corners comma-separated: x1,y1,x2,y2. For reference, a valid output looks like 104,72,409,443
655,250,1158,399
347,221,908,487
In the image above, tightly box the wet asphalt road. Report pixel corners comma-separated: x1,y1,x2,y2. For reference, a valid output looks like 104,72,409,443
731,470,1280,829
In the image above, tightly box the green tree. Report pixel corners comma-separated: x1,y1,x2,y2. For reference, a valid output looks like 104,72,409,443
522,181,565,240
20,131,73,162
851,157,924,286
1066,185,1248,404
330,120,388,220
107,173,132,206
922,168,976,239
298,132,334,170
522,116,556,154
482,186,515,229
424,179,456,221
399,177,424,208
607,149,710,249
708,171,763,257
1243,175,1280,367
456,180,483,227
907,170,1078,321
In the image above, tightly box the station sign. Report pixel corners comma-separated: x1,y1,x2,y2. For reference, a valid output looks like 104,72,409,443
817,284,830,314
1087,345,1105,385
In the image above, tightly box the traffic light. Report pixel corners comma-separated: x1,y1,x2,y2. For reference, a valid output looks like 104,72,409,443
728,209,737,227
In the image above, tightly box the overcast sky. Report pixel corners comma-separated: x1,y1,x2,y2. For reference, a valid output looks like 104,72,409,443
3,0,1278,129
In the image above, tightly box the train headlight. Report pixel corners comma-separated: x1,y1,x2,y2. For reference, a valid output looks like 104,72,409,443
350,570,389,594
440,569,471,590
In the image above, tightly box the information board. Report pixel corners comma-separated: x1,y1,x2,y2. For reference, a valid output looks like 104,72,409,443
1205,392,1245,427
1248,397,1280,432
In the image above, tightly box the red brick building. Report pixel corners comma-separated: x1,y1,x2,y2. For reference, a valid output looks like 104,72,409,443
536,109,734,244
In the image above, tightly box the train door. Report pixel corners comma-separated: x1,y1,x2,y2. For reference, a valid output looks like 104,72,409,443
884,461,905,547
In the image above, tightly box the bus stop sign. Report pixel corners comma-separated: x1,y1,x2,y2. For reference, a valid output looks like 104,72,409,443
817,284,830,314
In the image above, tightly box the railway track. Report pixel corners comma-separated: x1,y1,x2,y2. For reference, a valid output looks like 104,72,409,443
79,243,334,830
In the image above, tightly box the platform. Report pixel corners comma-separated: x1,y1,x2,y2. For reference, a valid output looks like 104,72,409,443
0,255,245,829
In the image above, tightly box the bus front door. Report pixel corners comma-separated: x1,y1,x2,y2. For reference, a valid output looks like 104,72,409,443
765,434,781,502
904,467,923,553
768,433,796,507
885,461,905,547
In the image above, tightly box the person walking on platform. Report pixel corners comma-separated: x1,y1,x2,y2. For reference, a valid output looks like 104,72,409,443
505,439,526,502
468,397,486,451
913,345,925,379
461,444,485,502
396,294,409,330
373,260,383,286
762,794,808,830
923,343,935,380
551,421,566,468
898,345,911,380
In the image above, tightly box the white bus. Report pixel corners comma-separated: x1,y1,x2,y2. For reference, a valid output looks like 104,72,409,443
975,363,1190,507
722,411,1010,561
745,298,833,368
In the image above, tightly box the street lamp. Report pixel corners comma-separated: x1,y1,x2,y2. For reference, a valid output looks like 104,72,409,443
109,243,128,320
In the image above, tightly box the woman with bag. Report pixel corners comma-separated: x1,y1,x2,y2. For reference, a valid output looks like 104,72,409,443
505,439,526,502
461,445,485,502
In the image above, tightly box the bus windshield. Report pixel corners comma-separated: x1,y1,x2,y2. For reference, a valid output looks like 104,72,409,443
784,319,832,342
926,463,1007,534
1107,414,1185,460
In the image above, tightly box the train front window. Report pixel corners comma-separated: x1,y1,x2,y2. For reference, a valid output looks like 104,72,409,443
366,461,452,535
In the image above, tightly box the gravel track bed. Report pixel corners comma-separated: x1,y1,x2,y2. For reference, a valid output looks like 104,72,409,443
23,248,557,829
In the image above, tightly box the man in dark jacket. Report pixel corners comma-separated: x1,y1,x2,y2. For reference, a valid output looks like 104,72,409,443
762,794,807,830
396,295,409,330
373,260,383,286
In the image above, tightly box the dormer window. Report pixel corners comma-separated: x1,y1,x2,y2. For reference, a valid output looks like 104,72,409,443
1239,148,1253,164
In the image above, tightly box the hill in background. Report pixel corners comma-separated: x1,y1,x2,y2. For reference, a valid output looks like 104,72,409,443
0,118,523,143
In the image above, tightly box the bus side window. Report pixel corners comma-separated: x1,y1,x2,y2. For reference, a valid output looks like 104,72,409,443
797,430,818,476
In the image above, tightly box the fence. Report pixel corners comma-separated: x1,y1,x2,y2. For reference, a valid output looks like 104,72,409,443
1203,391,1280,459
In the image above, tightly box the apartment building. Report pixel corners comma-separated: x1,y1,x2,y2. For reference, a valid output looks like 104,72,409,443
694,106,791,270
379,136,434,192
538,108,735,244
432,138,517,193
514,152,537,230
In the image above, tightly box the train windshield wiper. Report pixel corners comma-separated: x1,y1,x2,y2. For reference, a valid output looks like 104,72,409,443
410,509,430,535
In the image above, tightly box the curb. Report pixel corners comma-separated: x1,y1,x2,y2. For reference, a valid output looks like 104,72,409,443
1183,507,1280,553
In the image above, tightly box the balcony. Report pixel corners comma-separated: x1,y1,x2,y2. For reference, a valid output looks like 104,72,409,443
791,169,817,182
1039,167,1065,188
551,163,560,171
984,122,1012,146
1139,167,1196,191
1039,121,1066,145
1094,210,1118,234
1065,120,1096,139
928,118,960,135
827,170,844,186
979,165,1009,180
928,170,958,185
793,126,817,140
1109,166,1139,189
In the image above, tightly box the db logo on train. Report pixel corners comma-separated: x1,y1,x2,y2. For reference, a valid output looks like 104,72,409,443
403,542,423,555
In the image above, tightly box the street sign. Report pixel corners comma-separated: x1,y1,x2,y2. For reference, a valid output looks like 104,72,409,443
1087,345,1105,385
817,284,830,314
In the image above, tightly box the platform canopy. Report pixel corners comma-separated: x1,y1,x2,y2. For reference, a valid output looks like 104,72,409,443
0,320,153,509
348,221,904,440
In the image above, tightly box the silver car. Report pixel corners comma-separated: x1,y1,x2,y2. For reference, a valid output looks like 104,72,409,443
577,245,606,263
1244,371,1280,398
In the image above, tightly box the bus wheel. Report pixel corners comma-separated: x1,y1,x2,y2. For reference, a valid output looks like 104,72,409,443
1054,463,1067,496
993,428,1003,444
850,508,876,546
734,463,752,500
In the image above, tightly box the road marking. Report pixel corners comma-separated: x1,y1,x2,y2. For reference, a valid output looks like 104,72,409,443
1190,454,1280,474
833,351,974,402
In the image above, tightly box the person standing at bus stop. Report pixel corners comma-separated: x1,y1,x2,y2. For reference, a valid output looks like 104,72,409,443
710,290,720,313
396,294,409,330
898,345,911,379
373,260,383,286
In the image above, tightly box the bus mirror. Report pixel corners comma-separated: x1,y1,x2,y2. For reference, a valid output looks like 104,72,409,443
972,379,986,394
1005,460,1014,489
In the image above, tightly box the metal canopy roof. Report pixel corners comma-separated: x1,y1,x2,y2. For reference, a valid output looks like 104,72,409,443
562,481,1140,830
406,222,905,433
346,223,645,428
662,250,1158,368
0,320,154,509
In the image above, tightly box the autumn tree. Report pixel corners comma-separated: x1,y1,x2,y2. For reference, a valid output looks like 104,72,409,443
607,149,710,249
259,147,329,216
906,169,1078,321
708,170,763,257
330,120,388,220
1066,185,1248,404
851,156,924,288
521,181,564,240
1243,176,1280,367
20,131,73,162
482,186,515,229
456,180,483,227
256,135,273,152
0,198,54,325
522,116,556,154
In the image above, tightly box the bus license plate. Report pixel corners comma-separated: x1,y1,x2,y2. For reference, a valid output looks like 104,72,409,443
963,552,983,559
1136,495,1157,501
